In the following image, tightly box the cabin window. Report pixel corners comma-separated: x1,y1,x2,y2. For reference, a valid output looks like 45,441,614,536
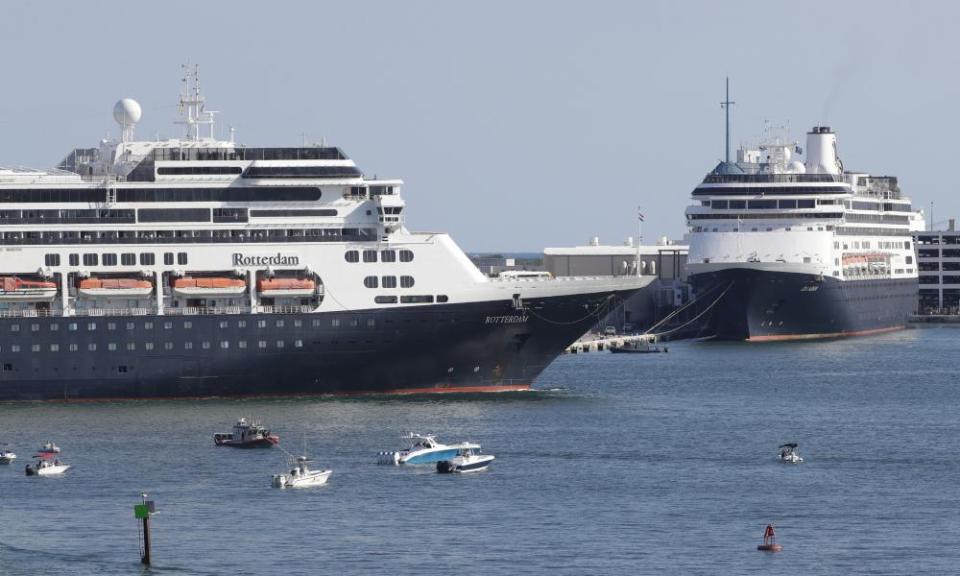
108,343,117,351
69,254,79,266
202,342,211,350
276,340,285,348
364,276,379,288
177,252,188,265
44,253,60,266
345,250,359,263
69,344,77,352
164,322,172,330
140,253,155,266
400,295,434,304
83,253,99,266
183,321,192,329
164,342,173,350
363,250,378,263
294,339,303,348
68,323,77,331
31,344,40,352
258,340,267,349
30,323,39,332
437,295,449,303
145,342,154,351
375,295,397,304
87,322,96,331
107,323,116,331
399,250,414,262
9,324,18,332
400,276,415,288
2,363,11,371
144,322,153,330
382,276,397,288
10,345,20,353
366,319,375,328
164,252,174,265
184,342,193,350
238,341,247,349
121,253,136,266
126,343,136,351
118,365,128,373
331,319,341,327
102,253,118,266
381,250,397,262
221,341,230,349
49,323,59,332
276,320,284,328
219,321,228,329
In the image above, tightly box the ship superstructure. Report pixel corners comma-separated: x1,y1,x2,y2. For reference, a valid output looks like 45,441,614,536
685,118,921,340
0,66,647,400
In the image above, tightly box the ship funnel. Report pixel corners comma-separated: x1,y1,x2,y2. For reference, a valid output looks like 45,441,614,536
805,126,842,175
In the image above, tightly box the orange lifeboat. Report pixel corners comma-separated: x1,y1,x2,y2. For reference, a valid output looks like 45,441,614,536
0,276,58,302
78,278,153,297
172,277,247,296
257,278,317,297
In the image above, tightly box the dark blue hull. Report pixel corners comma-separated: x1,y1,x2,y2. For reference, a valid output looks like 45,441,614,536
0,289,635,401
690,268,918,341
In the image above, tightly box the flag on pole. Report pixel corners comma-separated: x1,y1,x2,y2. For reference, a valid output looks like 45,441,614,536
637,208,645,222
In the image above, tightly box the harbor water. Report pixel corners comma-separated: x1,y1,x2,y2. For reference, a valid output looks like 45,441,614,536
1,328,959,575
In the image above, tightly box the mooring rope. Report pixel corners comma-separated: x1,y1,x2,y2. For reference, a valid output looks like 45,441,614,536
645,281,734,339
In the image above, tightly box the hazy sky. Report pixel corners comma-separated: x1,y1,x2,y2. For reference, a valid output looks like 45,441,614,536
1,1,957,251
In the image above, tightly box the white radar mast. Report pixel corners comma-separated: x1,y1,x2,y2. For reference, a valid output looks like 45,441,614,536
113,98,142,142
176,63,218,141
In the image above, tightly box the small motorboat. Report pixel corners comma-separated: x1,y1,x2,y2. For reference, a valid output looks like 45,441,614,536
272,456,332,489
610,340,668,354
0,449,16,464
25,453,70,476
377,433,466,465
214,418,279,448
778,443,803,464
38,442,60,454
436,444,495,474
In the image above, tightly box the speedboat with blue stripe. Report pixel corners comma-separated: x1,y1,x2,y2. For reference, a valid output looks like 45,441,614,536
377,433,466,465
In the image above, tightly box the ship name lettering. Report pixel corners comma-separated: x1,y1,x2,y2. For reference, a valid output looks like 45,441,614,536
485,315,529,324
232,253,300,267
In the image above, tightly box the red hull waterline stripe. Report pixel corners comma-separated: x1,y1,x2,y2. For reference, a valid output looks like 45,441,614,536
748,325,905,342
13,383,533,403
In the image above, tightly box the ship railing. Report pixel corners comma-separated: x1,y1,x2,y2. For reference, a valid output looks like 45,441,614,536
76,307,154,317
0,304,318,319
0,308,57,318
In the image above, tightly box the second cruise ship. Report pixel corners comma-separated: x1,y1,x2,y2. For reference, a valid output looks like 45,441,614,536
0,66,647,400
685,121,922,341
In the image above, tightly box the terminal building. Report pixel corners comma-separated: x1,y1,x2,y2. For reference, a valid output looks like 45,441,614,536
542,237,689,332
916,222,960,313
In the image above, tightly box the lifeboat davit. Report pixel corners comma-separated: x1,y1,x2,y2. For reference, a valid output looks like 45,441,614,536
173,277,247,297
78,278,153,297
0,277,58,302
257,278,317,297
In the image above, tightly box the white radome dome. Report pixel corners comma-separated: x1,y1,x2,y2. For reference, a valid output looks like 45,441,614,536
113,98,142,126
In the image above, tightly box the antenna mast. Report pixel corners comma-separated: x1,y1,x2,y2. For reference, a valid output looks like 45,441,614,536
721,77,736,163
176,63,218,141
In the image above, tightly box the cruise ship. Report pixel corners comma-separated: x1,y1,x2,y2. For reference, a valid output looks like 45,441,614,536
685,121,922,341
0,66,646,400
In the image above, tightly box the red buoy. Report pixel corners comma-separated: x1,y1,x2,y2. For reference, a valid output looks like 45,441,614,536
757,524,783,552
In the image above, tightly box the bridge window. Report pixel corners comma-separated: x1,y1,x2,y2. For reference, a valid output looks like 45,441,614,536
364,276,379,288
